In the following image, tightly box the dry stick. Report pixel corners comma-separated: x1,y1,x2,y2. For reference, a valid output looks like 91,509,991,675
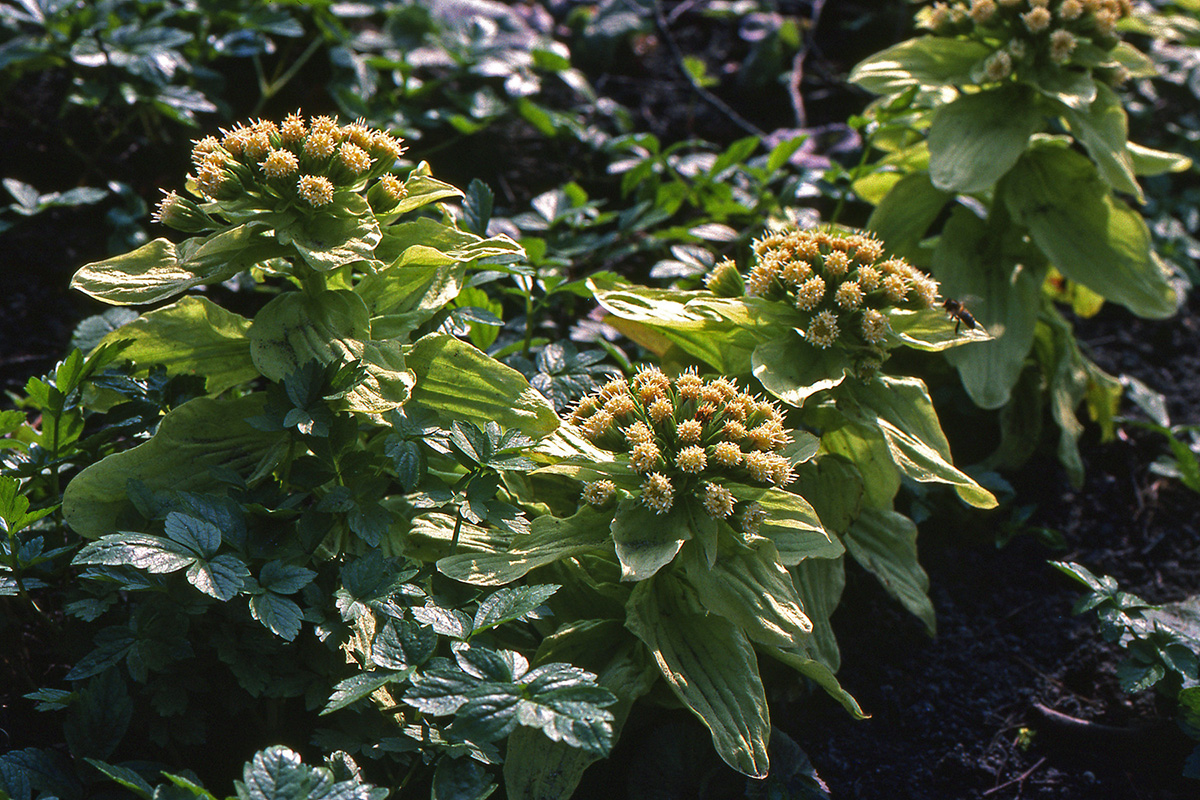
982,757,1048,797
644,0,766,139
787,0,829,128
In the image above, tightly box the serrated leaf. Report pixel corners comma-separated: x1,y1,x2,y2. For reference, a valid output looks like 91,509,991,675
186,553,248,601
432,758,496,800
322,670,411,715
237,746,308,800
412,602,474,639
250,593,304,641
84,759,153,800
73,533,196,574
473,585,560,634
371,618,437,670
164,512,221,557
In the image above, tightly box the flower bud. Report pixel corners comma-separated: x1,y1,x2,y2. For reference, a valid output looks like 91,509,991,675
705,258,745,297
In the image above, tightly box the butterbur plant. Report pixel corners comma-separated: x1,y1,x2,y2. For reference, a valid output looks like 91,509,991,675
0,114,635,797
591,224,995,645
848,0,1191,483
439,368,861,783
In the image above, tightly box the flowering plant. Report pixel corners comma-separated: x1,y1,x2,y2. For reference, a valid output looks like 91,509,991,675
847,1,1190,483
439,367,857,782
590,224,995,650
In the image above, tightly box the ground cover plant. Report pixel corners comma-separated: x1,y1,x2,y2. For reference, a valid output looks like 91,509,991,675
2,1,1200,798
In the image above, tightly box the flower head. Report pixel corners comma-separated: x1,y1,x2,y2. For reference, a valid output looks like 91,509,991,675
297,174,335,207
583,480,616,506
262,149,299,179
701,483,735,518
640,473,675,514
804,310,840,349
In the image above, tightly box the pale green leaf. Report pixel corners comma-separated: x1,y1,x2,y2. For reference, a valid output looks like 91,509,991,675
438,506,612,586
751,334,849,408
625,576,771,778
886,307,991,352
98,296,256,395
762,644,866,719
933,207,1045,409
249,290,413,413
71,226,284,306
866,171,949,257
847,376,997,508
280,198,381,271
726,484,842,564
845,507,936,634
1127,142,1192,177
680,539,812,649
1002,144,1178,319
610,498,690,581
62,395,284,538
1062,83,1141,200
407,333,559,439
928,85,1042,194
789,557,846,672
848,37,992,95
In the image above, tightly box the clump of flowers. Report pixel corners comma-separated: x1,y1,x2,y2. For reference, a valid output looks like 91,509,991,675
159,113,409,229
728,227,940,356
572,369,794,523
917,0,1133,82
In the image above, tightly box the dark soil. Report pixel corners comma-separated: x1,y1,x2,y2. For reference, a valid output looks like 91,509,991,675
2,3,1199,799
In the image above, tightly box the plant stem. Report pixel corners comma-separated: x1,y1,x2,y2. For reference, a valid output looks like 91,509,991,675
253,38,325,115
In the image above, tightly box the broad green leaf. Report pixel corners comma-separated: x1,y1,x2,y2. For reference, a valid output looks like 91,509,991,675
762,644,866,719
751,334,849,407
846,376,996,508
591,284,761,375
71,226,284,305
276,195,381,271
374,216,523,269
1027,64,1097,109
866,171,949,257
62,395,284,538
726,485,842,564
1127,142,1192,176
927,85,1042,194
360,261,466,338
610,498,690,581
933,206,1045,409
886,307,990,352
250,290,413,413
407,333,559,439
1002,144,1178,320
1062,83,1141,200
437,506,611,585
845,507,936,634
791,455,863,535
391,173,464,216
97,296,256,394
790,557,846,671
626,576,771,778
812,411,899,510
848,37,992,95
680,540,812,649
